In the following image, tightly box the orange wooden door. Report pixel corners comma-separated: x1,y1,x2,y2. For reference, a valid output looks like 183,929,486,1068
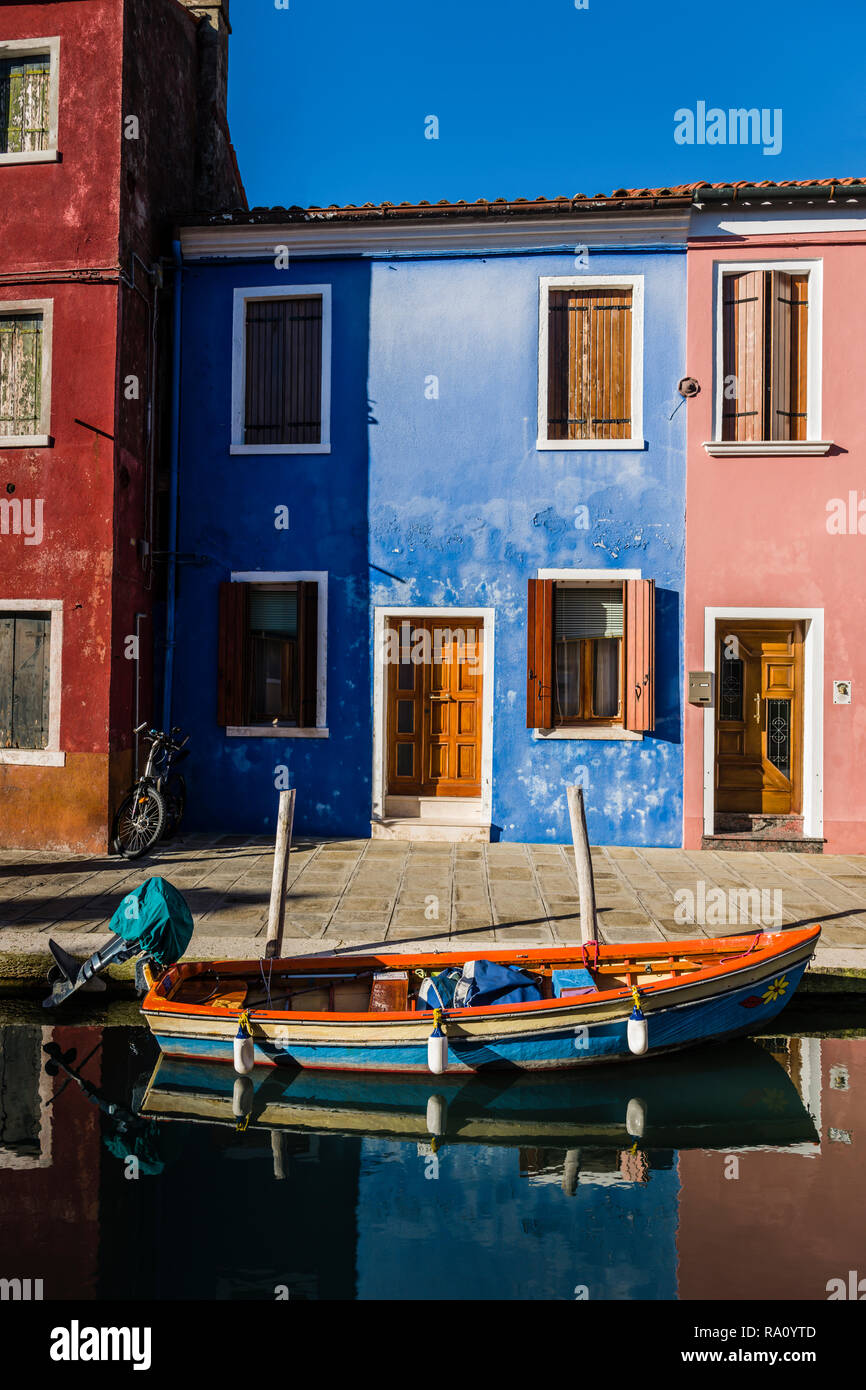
386,620,483,797
715,622,804,815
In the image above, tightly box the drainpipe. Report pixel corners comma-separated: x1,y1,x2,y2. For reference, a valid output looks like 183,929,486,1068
162,240,183,731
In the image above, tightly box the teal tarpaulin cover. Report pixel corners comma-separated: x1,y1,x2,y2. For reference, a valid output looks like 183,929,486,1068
109,877,194,966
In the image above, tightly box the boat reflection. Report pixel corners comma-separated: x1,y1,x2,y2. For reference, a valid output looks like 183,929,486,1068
139,1038,818,1155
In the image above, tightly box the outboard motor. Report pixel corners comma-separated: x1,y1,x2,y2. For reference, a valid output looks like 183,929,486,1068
43,877,194,1008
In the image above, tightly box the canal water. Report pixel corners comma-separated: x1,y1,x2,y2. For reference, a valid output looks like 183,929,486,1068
0,996,863,1301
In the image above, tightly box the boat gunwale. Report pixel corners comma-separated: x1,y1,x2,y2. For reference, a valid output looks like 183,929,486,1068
141,925,820,1026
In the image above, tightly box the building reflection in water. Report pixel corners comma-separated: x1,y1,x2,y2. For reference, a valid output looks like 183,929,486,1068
0,1018,861,1300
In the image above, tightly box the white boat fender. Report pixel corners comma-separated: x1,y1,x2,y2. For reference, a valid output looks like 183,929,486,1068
232,1074,254,1118
626,1096,647,1139
426,1092,447,1137
427,1008,448,1075
627,987,648,1056
234,1009,255,1075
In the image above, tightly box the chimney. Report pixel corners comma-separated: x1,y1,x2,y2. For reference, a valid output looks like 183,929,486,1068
177,1,243,210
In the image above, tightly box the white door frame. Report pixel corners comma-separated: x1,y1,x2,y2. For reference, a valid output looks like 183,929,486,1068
702,607,824,838
372,606,495,825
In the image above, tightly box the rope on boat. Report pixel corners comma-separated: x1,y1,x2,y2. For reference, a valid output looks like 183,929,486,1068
581,939,600,973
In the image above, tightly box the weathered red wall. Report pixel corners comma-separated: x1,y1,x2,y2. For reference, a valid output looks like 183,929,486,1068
0,0,240,851
0,3,123,851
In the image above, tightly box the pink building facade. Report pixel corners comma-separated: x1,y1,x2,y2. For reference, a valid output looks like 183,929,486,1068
683,185,866,855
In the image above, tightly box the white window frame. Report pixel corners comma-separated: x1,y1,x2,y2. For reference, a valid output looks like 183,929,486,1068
226,570,328,737
537,274,645,451
0,598,64,766
706,259,830,456
0,37,61,166
0,297,53,446
230,285,332,455
533,567,643,740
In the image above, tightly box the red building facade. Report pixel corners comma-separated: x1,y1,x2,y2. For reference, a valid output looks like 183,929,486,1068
0,0,244,851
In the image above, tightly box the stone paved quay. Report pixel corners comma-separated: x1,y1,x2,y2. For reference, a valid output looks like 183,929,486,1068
2,835,866,983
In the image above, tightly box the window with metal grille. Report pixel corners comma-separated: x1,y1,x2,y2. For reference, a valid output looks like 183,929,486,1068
0,313,42,437
721,269,809,442
0,54,50,154
547,287,633,442
244,297,323,446
553,585,624,725
0,612,51,750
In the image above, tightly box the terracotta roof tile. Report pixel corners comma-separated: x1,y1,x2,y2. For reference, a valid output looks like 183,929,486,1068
188,178,866,226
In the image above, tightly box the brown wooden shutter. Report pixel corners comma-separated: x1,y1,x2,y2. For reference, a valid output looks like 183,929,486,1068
770,271,808,442
244,297,322,447
217,582,250,727
624,578,655,732
722,270,765,441
297,580,319,728
547,288,631,442
526,578,553,729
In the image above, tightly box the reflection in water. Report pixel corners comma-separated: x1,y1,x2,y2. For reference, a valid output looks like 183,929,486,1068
0,1006,863,1301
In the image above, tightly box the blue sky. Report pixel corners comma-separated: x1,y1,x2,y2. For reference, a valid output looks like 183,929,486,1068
228,0,865,209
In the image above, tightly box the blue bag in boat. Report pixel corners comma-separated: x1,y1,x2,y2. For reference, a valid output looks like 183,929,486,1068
453,959,543,1009
417,967,462,1010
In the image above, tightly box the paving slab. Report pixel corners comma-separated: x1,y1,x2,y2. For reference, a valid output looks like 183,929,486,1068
1,836,865,987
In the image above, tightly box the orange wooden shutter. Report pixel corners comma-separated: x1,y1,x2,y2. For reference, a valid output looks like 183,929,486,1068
770,271,808,442
526,578,553,728
722,270,765,441
624,578,655,732
217,582,250,726
297,580,319,728
547,289,631,441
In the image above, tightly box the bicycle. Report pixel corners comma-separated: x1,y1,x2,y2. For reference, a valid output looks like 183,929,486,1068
111,724,190,859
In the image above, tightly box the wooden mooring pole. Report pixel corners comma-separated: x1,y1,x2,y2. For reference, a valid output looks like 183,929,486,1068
566,784,600,945
265,788,295,961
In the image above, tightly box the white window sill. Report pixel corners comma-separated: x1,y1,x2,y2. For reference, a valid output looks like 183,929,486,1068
0,434,51,449
227,726,329,739
537,438,646,452
0,749,65,766
230,443,331,456
0,150,60,166
533,727,643,741
703,441,833,457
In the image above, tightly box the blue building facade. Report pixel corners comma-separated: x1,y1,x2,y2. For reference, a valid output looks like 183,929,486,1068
169,202,688,846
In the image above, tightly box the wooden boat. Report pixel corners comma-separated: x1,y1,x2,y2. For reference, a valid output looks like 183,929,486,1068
139,1039,819,1152
141,924,820,1074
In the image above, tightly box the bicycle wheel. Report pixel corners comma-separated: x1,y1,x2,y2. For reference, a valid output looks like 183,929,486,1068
112,786,166,859
161,774,186,842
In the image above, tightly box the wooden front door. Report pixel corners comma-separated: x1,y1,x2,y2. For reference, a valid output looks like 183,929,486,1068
386,619,483,797
715,621,804,815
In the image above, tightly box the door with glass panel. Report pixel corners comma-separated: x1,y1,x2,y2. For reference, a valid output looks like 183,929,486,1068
386,619,483,796
553,585,624,726
715,621,804,815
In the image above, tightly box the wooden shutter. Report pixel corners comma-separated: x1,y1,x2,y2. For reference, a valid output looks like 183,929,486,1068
0,314,42,436
526,578,553,729
217,582,250,727
770,271,808,442
0,55,50,155
547,288,631,442
244,297,323,447
297,581,319,728
0,613,49,749
624,579,655,733
722,271,765,441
